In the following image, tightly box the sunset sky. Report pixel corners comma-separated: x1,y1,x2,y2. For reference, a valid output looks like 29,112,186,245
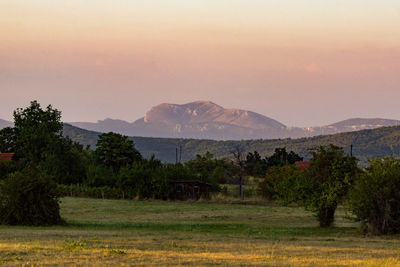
1,1,400,126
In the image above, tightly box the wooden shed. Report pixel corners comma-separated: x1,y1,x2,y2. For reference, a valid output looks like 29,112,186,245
170,180,212,200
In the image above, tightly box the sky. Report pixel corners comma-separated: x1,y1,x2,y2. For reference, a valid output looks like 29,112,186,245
1,0,400,127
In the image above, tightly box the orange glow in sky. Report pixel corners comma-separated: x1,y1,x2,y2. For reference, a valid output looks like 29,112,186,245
1,1,400,126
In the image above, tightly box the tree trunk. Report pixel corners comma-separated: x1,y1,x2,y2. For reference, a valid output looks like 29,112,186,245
318,205,336,227
239,175,243,200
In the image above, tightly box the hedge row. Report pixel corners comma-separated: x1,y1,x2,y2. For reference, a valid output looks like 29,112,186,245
58,184,135,199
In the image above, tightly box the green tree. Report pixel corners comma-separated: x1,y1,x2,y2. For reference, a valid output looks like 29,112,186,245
0,127,17,153
0,164,63,226
300,145,358,227
348,158,400,234
266,148,303,168
245,151,267,177
95,132,142,173
185,152,227,186
13,100,63,163
7,101,86,184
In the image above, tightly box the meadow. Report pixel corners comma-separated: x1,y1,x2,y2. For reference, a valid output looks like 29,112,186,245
0,197,399,266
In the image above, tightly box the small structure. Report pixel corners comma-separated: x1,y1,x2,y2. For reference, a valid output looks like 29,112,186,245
295,161,310,171
0,153,15,162
170,180,212,200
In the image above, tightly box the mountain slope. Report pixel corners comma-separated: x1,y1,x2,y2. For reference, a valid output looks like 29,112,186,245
68,101,400,140
70,101,288,139
63,123,400,164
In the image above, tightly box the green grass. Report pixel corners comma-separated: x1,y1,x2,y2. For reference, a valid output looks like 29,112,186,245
0,197,399,266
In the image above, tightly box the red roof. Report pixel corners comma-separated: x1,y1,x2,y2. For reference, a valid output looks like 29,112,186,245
295,161,310,171
0,153,15,161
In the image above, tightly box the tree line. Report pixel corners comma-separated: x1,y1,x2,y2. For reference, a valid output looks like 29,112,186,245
0,101,400,235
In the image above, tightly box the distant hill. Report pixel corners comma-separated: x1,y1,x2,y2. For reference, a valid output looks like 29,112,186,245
0,119,12,129
68,101,400,140
63,123,400,164
63,124,100,149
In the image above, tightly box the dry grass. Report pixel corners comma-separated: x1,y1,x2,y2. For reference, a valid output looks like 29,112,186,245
0,197,399,266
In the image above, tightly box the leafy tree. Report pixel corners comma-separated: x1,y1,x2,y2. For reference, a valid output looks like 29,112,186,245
95,132,142,173
0,127,17,153
246,148,302,177
185,152,229,187
245,151,267,177
10,101,87,183
0,101,87,184
40,137,87,184
266,148,303,168
13,101,63,163
0,164,63,226
117,160,196,200
300,145,358,227
85,163,116,187
348,158,400,234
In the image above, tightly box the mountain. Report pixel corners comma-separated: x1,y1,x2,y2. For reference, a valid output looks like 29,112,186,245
70,101,288,140
63,123,400,164
68,101,400,140
294,118,400,138
0,119,12,129
70,119,133,134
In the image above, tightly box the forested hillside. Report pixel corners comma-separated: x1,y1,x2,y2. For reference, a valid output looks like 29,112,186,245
63,124,400,163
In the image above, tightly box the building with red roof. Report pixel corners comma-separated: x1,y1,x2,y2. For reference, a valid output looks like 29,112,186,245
0,153,15,162
295,161,310,171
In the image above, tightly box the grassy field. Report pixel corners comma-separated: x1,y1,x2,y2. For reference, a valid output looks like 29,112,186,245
0,198,399,266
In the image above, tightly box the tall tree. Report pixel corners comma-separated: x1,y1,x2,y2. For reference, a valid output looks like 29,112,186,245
300,145,358,227
266,148,303,168
1,101,86,184
245,151,267,177
13,100,63,163
95,132,142,172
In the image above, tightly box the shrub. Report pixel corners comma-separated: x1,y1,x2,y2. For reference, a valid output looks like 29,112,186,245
58,184,134,199
85,164,116,187
258,165,302,204
0,160,20,181
0,164,63,226
348,158,400,234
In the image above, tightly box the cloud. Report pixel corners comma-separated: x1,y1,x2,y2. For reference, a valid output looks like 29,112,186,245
305,63,321,73
95,59,105,66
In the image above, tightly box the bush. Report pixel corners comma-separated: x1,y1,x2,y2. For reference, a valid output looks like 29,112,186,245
58,184,134,199
258,165,302,204
0,160,20,181
85,164,116,187
348,158,400,234
0,165,63,226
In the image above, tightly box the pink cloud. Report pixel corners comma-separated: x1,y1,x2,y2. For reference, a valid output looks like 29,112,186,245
305,63,321,73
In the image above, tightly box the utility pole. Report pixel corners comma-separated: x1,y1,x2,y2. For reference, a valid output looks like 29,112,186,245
175,147,178,164
179,145,182,163
232,146,245,200
350,144,353,157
